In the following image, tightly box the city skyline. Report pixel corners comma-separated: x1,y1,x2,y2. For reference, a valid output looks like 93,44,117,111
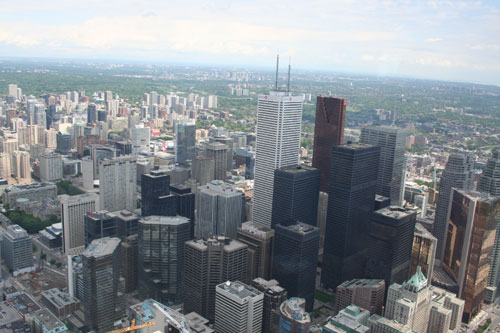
0,1,499,85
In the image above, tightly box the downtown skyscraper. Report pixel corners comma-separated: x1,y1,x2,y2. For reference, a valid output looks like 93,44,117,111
312,96,346,192
360,125,407,205
253,91,303,227
433,153,474,260
322,143,380,290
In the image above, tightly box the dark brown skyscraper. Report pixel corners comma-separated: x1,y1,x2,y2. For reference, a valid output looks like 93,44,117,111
312,96,346,192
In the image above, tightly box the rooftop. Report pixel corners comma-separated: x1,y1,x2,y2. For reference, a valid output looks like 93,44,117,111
337,279,385,289
41,288,80,308
139,215,190,226
278,164,319,174
4,182,56,193
82,237,121,258
280,298,310,324
374,206,415,220
187,236,247,252
0,302,23,326
30,308,66,331
217,281,262,300
239,221,274,237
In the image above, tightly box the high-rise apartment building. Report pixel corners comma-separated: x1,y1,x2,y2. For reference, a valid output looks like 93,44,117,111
442,190,500,322
365,206,417,287
253,91,303,227
2,225,33,275
12,151,31,183
196,180,242,239
99,156,137,212
334,279,386,315
385,267,432,333
81,237,125,332
433,153,474,260
360,125,406,205
312,96,346,192
237,222,274,281
175,122,196,164
409,223,437,285
272,165,320,227
61,193,99,255
278,298,311,333
272,222,320,312
138,215,191,305
184,237,248,322
214,281,264,333
206,142,228,180
39,152,62,182
251,278,288,333
322,143,380,290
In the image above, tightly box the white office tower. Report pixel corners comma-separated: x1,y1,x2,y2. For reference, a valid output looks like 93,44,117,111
99,156,137,212
252,91,303,227
384,267,432,333
130,125,150,154
197,180,243,239
60,193,99,255
215,281,263,333
39,152,63,182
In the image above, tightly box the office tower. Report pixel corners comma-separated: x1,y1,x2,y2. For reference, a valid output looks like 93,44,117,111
84,210,116,246
360,125,407,205
385,267,432,333
312,96,346,192
12,151,31,183
214,281,264,333
334,279,386,315
365,206,417,287
206,142,228,180
442,190,500,322
409,223,437,284
170,184,195,230
192,156,215,185
56,132,71,154
433,153,474,260
428,286,464,333
322,143,380,290
60,193,99,255
39,152,62,182
278,298,311,333
272,222,320,312
99,156,137,212
253,91,303,227
97,110,107,122
141,170,176,217
184,237,248,322
175,122,196,164
214,136,234,171
477,149,500,302
138,215,191,305
81,237,125,332
271,165,320,227
2,225,33,275
237,222,274,281
196,180,243,239
251,278,288,333
87,104,97,124
337,304,371,326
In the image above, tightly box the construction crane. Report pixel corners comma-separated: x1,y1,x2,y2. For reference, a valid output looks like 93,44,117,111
107,319,155,333
151,301,190,333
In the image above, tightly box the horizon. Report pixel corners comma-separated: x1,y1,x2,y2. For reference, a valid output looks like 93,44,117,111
1,0,499,85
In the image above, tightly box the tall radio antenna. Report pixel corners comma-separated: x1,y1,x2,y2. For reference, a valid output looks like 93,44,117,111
275,54,280,91
287,57,291,93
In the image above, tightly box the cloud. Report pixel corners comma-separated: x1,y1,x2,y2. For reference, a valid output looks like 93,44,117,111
425,38,442,43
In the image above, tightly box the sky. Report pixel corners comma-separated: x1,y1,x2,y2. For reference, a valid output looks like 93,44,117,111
0,0,499,85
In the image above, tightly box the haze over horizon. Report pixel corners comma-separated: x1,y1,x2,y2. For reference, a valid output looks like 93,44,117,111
1,0,499,85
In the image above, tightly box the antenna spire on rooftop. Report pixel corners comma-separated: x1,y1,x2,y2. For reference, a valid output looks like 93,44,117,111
275,54,280,91
287,57,291,93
